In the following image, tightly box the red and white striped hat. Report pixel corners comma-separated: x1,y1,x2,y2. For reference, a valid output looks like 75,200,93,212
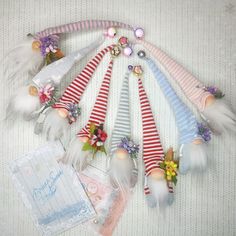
77,59,114,137
136,69,173,196
53,45,114,111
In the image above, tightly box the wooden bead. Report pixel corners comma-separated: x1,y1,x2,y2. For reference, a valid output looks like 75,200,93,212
28,85,38,96
150,168,165,180
57,108,68,118
32,40,41,51
115,148,129,160
205,95,215,107
192,139,202,145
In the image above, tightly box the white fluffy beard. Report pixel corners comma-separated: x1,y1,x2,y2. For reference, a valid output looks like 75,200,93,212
43,109,69,140
179,142,207,174
201,99,236,134
63,138,92,171
4,38,44,84
6,86,40,120
147,176,169,207
108,152,137,193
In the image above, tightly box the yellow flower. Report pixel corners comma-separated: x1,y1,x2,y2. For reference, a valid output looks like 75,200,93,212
163,160,178,182
167,175,172,181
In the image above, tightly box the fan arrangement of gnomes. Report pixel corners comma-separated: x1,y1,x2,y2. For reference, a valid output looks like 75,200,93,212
4,19,236,234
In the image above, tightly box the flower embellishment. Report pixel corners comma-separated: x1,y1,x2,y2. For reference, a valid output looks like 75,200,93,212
32,35,64,65
57,103,81,124
204,86,224,98
197,85,225,99
132,65,143,77
82,123,108,156
118,36,128,48
159,147,178,185
111,36,133,58
67,103,81,124
111,45,121,58
117,137,139,158
197,122,211,142
38,84,55,104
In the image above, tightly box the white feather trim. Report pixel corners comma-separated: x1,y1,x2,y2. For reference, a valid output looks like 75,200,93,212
201,99,236,134
179,142,207,174
108,151,136,193
63,138,92,171
6,86,40,120
147,176,169,207
43,109,69,140
4,38,43,84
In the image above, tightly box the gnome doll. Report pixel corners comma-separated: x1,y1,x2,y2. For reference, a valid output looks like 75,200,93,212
133,65,176,208
140,52,210,174
6,36,104,121
137,39,236,135
63,53,117,170
108,71,139,195
41,45,114,140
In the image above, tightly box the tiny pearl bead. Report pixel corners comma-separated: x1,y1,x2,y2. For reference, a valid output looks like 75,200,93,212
128,65,133,71
137,50,146,58
123,46,133,57
107,27,117,38
134,28,144,39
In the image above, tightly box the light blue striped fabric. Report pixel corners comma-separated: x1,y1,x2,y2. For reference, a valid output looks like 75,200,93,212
146,58,201,144
110,72,131,154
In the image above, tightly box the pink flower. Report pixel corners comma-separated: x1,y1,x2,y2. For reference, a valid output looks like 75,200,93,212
38,84,54,104
97,129,107,142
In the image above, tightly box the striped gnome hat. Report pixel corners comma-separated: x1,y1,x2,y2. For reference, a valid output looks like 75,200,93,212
133,65,175,208
108,71,139,195
41,45,114,140
5,19,144,84
64,54,115,171
5,19,144,121
141,53,209,174
137,40,236,135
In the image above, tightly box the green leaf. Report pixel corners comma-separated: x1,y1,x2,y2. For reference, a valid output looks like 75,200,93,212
159,162,165,170
45,54,51,65
89,123,96,134
82,142,93,151
99,145,107,155
172,176,177,186
92,149,98,159
131,153,137,159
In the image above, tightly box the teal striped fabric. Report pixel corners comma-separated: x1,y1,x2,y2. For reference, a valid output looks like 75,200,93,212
110,72,131,154
146,58,201,144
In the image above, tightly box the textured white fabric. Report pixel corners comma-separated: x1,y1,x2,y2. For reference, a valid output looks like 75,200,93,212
0,0,236,235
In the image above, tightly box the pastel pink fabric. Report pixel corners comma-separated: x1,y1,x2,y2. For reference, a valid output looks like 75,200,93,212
35,20,134,38
138,39,211,112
